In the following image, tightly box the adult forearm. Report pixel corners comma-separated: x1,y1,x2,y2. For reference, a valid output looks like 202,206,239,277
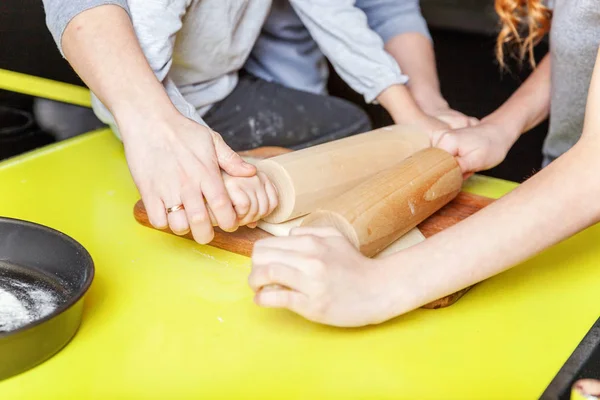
61,5,178,125
384,139,600,315
385,33,446,112
582,48,600,137
484,54,552,143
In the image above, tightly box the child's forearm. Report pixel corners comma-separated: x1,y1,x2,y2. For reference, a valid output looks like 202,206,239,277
380,140,600,316
384,33,447,112
376,84,430,125
483,54,552,143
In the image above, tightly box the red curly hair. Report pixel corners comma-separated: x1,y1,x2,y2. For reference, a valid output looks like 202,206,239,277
495,0,552,68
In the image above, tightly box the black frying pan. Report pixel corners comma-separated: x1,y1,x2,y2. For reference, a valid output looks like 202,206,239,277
0,217,94,381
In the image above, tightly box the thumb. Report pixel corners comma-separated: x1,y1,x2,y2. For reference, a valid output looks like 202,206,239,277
454,150,486,177
433,131,458,156
210,128,256,177
434,131,477,176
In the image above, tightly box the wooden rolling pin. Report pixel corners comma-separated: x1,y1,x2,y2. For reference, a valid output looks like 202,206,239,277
257,125,430,223
301,147,463,257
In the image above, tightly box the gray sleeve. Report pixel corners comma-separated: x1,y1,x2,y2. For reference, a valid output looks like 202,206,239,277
66,0,205,134
126,0,206,126
42,0,131,56
289,0,409,104
356,0,432,43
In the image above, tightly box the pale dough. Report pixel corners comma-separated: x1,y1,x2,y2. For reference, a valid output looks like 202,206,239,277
371,228,425,259
257,217,305,236
258,219,425,258
241,156,261,165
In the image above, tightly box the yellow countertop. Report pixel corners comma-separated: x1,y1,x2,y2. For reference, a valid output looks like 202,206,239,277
0,129,599,399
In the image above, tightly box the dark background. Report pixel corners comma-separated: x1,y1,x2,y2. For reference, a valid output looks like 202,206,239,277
0,0,548,182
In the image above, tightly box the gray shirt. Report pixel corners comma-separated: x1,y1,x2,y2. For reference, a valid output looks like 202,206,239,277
245,0,431,95
42,0,408,133
543,0,600,165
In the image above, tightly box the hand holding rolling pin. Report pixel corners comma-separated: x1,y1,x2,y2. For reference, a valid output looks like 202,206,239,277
221,171,279,229
432,121,515,179
248,226,390,327
120,115,256,243
248,134,463,327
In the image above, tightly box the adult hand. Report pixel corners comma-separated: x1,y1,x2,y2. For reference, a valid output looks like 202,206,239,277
432,121,515,179
121,110,256,244
249,227,392,327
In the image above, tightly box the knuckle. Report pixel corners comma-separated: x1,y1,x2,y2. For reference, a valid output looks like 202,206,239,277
189,211,208,225
288,292,303,309
180,183,198,198
330,237,348,249
289,227,304,236
235,198,251,214
277,291,292,307
265,265,278,281
257,204,268,219
322,227,341,237
211,130,224,142
206,194,232,212
304,235,322,248
314,281,328,298
309,258,326,274
306,236,327,253
251,246,268,263
308,296,329,320
197,157,218,173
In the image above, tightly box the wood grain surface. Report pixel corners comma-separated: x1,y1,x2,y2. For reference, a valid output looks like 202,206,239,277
301,147,463,257
132,146,495,309
256,125,430,223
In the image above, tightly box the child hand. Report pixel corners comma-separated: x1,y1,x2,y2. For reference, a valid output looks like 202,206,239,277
431,107,479,130
220,171,278,227
412,91,478,129
248,227,392,327
432,121,515,178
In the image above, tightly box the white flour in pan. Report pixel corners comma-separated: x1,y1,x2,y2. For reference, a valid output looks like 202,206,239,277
0,278,59,333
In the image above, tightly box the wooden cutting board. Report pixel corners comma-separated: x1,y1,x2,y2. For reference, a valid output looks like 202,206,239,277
133,147,495,309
